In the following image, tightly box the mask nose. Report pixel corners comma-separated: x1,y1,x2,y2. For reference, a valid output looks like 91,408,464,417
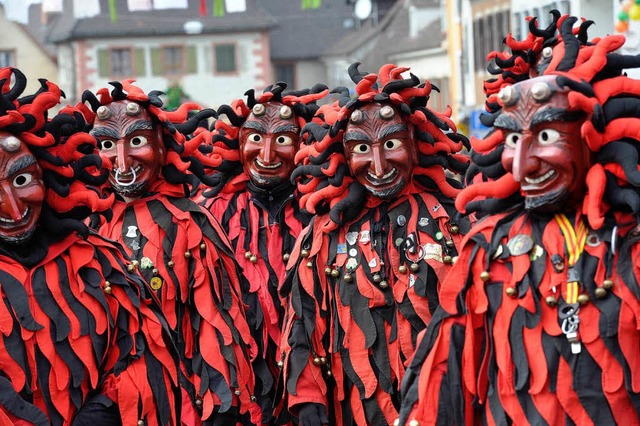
511,134,539,182
371,145,386,178
116,140,130,172
0,181,23,221
260,136,276,164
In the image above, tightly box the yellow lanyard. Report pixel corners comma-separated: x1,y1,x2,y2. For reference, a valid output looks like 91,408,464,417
554,214,587,304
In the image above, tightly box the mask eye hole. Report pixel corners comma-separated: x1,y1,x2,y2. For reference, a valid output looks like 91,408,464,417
504,132,522,148
100,140,115,150
276,135,293,146
13,173,33,188
130,136,148,148
538,129,560,145
247,133,263,143
352,143,371,154
384,139,402,150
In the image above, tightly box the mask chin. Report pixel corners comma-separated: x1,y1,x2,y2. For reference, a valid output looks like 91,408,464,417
112,180,148,198
0,225,36,245
365,179,406,200
524,190,570,212
249,170,286,188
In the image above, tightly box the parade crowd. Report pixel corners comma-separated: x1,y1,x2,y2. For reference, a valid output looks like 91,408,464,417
1,10,640,426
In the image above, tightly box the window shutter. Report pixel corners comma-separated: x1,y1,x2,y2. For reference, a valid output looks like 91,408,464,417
215,44,236,73
134,48,146,76
150,47,162,75
186,46,198,74
97,48,110,77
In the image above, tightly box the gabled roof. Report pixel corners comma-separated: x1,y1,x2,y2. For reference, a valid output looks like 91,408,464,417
23,4,57,60
323,0,443,57
382,14,443,56
47,0,276,43
259,0,359,61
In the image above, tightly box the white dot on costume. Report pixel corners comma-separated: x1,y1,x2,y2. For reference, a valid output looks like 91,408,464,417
126,226,138,238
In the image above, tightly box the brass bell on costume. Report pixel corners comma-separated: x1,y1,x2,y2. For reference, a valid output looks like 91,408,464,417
379,280,389,289
410,263,420,272
480,271,490,282
505,287,517,297
200,242,206,250
595,287,607,298
307,261,313,268
373,273,382,283
234,389,241,396
301,249,309,258
167,260,175,268
325,267,332,276
450,225,459,234
313,357,322,366
245,251,252,259
184,251,191,259
603,279,614,289
331,269,340,278
545,295,557,307
104,281,112,294
344,273,353,282
443,255,452,264
283,253,290,261
127,260,138,272
577,294,590,305
250,255,258,264
398,265,407,273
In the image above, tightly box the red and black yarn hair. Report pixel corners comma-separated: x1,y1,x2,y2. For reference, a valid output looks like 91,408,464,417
458,14,640,230
465,12,581,190
292,63,470,231
76,80,218,196
0,67,113,238
199,81,329,197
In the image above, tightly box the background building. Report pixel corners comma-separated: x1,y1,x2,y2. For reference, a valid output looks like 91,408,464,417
0,0,619,119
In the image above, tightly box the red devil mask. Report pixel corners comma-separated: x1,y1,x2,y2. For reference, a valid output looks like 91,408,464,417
498,75,590,212
91,101,165,200
344,103,416,199
239,102,299,188
0,132,45,243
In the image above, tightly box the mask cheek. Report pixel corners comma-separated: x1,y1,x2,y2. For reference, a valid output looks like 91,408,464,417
501,151,515,174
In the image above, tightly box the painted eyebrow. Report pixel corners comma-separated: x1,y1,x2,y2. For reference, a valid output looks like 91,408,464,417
380,124,408,140
273,124,299,133
242,121,267,133
494,114,522,132
343,131,372,143
530,108,583,129
124,120,154,137
8,155,37,178
90,126,119,139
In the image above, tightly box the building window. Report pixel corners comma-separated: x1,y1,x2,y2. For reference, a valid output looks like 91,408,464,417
163,46,184,75
275,63,295,88
110,48,132,76
214,44,236,73
0,50,15,68
473,10,510,72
